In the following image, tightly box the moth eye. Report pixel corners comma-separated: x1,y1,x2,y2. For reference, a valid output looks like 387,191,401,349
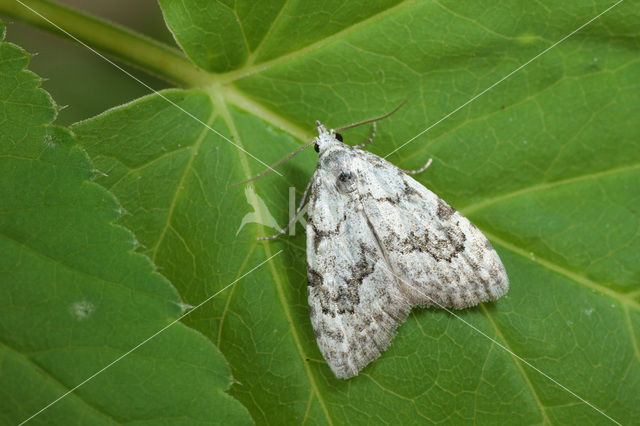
314,143,320,153
335,133,343,142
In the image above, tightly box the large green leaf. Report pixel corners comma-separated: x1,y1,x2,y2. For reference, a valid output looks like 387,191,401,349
24,0,640,424
0,23,251,425
70,0,640,424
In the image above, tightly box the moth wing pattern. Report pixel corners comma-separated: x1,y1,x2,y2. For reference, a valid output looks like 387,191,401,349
356,149,509,310
306,164,414,379
306,144,508,379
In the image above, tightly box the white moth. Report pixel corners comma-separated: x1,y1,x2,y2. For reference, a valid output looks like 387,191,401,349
304,121,509,379
243,109,509,379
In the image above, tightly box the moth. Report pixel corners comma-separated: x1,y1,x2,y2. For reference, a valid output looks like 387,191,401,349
238,106,509,379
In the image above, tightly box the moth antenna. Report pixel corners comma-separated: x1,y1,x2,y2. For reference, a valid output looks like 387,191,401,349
335,99,408,132
401,158,432,175
229,139,316,188
352,122,377,149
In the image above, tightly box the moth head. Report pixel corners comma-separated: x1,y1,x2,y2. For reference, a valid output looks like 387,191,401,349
314,120,343,154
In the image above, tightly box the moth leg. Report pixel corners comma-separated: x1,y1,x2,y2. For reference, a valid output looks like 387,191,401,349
257,178,313,241
402,158,433,175
353,122,377,149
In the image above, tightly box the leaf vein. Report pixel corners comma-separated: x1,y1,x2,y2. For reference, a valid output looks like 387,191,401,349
485,231,640,311
220,0,419,82
480,305,551,424
461,162,640,216
149,110,217,262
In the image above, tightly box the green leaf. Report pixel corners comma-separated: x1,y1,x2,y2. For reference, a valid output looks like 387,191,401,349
50,0,640,424
158,0,407,71
0,23,251,425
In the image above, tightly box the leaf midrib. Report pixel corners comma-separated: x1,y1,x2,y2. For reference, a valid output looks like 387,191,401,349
211,93,334,425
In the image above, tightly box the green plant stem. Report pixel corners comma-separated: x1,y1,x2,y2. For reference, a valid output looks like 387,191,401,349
0,0,212,87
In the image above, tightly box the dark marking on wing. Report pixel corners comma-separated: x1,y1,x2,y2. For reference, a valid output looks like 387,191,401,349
334,242,377,315
335,286,360,314
446,223,466,252
308,211,340,252
401,176,422,198
436,198,456,220
315,319,344,343
398,226,466,263
349,242,377,288
317,284,335,318
312,227,340,252
307,268,322,288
